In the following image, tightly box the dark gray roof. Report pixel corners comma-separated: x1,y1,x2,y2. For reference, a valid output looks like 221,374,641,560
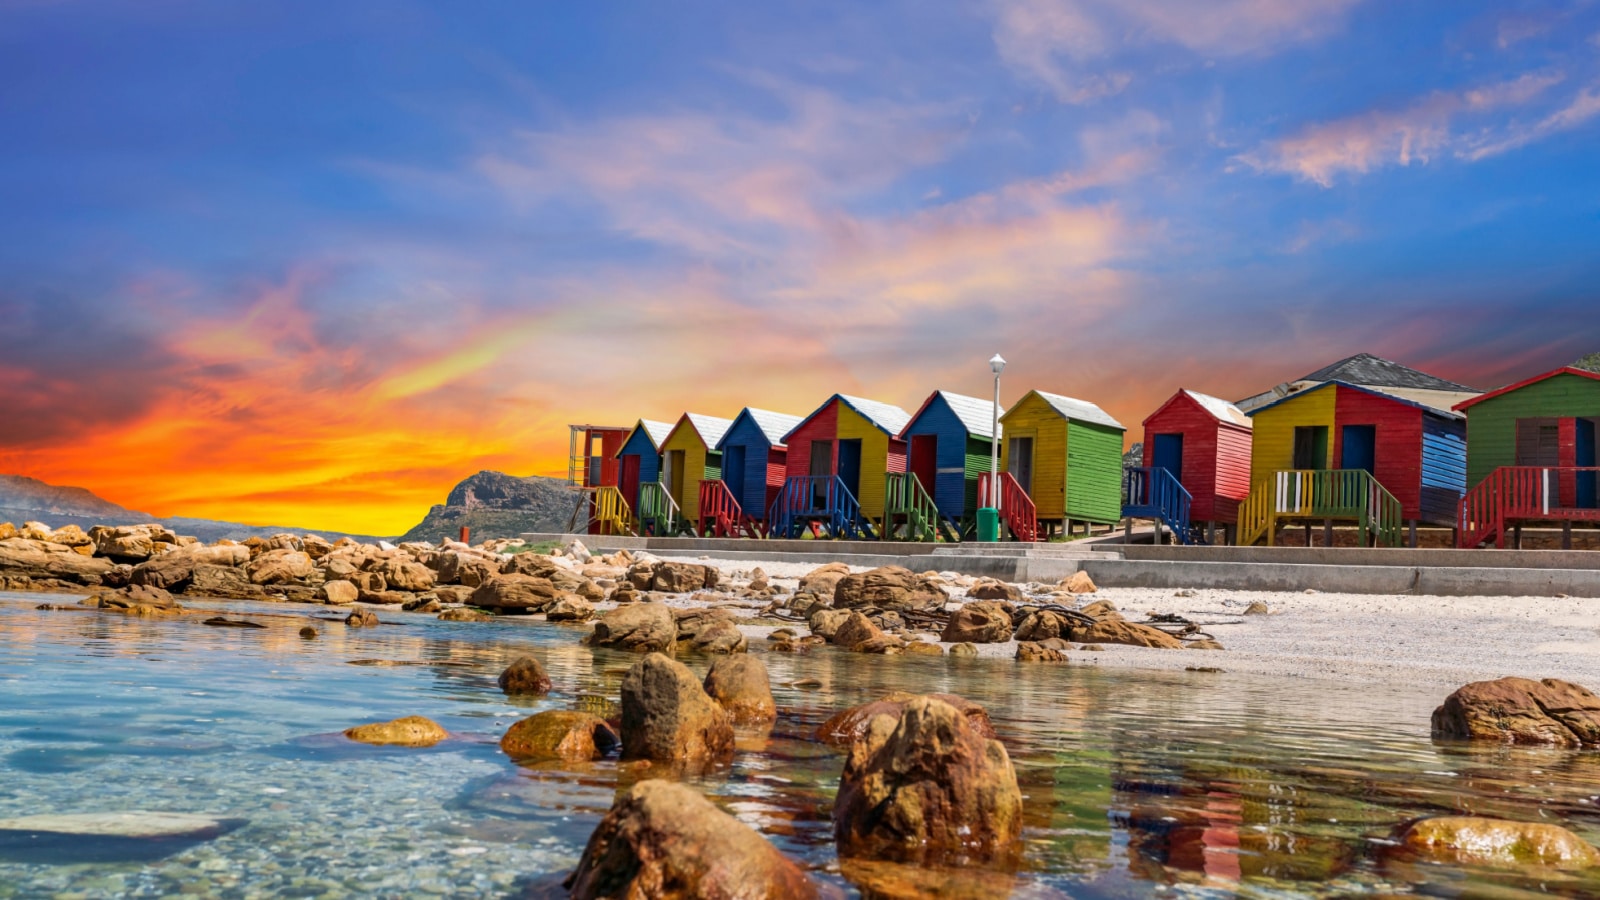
1298,354,1478,392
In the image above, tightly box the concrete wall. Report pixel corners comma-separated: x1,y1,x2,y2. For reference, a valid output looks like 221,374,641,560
1109,544,1600,570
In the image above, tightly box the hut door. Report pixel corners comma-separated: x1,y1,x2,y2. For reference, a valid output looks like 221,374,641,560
910,435,938,493
724,446,747,508
666,450,686,501
1292,426,1328,470
1578,419,1597,509
838,440,863,498
620,456,641,510
1008,437,1034,494
1151,433,1184,482
1341,426,1376,474
810,440,833,507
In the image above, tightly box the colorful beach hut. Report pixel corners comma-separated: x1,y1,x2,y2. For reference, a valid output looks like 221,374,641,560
771,395,910,539
998,391,1126,541
614,418,673,533
1243,381,1473,547
1454,366,1600,548
706,408,804,537
896,391,1000,541
1124,390,1252,544
657,413,733,535
566,423,633,534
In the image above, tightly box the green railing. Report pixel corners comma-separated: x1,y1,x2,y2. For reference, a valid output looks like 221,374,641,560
1239,469,1403,547
637,481,682,536
882,472,941,542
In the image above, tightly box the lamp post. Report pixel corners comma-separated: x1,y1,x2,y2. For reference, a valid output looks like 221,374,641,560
981,353,1006,542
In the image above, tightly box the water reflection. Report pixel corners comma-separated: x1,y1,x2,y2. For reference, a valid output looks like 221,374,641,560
4,590,1600,898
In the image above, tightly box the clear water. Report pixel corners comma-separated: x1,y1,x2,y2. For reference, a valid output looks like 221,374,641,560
4,590,1600,899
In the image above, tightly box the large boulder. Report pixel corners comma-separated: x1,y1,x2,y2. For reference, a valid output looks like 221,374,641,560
587,603,678,652
834,566,944,611
675,608,746,654
817,692,997,747
619,653,734,762
435,551,499,587
248,549,314,586
565,780,820,899
1067,619,1184,649
967,578,1023,603
502,552,562,578
500,711,618,761
498,656,553,695
651,561,719,593
0,538,114,584
468,574,561,613
1016,641,1068,662
1060,571,1097,594
89,524,171,560
1013,609,1072,642
940,601,1012,644
833,696,1023,865
318,580,359,605
798,562,852,596
703,655,776,724
830,611,886,649
343,716,448,747
1431,677,1600,747
1391,816,1600,869
375,558,436,593
545,595,596,623
808,608,853,640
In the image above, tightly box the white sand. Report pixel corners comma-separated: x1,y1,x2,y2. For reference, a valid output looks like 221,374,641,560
656,554,1600,689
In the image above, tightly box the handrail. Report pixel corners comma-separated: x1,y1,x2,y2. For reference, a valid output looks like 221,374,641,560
976,472,1038,542
591,485,636,536
883,472,939,542
1459,466,1600,548
697,478,744,538
1239,469,1402,547
768,475,865,539
1123,466,1195,544
637,481,682,536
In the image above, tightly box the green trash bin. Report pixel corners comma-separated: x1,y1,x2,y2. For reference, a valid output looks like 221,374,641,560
977,507,1000,543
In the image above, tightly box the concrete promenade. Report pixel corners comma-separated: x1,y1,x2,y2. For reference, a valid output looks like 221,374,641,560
519,532,1600,598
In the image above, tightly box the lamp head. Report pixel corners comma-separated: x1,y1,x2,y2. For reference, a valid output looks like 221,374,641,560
989,353,1007,375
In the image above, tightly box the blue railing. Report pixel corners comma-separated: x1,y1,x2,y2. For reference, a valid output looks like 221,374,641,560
768,476,868,539
1123,466,1198,545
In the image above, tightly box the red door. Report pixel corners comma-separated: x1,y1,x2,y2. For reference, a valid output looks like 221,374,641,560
619,455,641,512
910,434,938,494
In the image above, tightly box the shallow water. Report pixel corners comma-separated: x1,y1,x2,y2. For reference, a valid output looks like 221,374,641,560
4,591,1600,899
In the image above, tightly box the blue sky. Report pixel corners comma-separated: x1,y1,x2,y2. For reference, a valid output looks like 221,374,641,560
2,0,1598,531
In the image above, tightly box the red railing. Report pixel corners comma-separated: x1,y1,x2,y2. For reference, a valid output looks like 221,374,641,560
977,472,1039,542
698,479,744,538
1459,466,1600,548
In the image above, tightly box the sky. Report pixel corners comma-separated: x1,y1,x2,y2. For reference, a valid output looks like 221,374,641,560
2,0,1598,536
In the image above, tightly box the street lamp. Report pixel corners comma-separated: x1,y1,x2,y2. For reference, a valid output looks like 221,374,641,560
981,353,1006,541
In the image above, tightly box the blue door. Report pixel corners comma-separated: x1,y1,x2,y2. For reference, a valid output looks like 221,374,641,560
1578,419,1597,509
838,439,863,499
724,445,747,510
1151,433,1184,483
1342,425,1377,474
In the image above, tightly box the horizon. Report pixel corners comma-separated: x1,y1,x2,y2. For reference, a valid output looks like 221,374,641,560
3,1,1598,535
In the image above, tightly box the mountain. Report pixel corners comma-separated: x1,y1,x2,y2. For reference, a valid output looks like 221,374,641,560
1574,352,1600,374
397,471,578,544
0,474,384,543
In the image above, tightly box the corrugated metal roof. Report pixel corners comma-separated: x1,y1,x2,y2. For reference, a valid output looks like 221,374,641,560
639,419,673,449
838,395,911,435
1032,391,1125,430
1183,390,1253,429
682,413,734,448
741,408,804,446
935,391,1002,439
1299,353,1478,392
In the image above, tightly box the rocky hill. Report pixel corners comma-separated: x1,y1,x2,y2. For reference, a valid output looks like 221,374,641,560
1574,352,1600,374
0,474,382,543
396,471,578,544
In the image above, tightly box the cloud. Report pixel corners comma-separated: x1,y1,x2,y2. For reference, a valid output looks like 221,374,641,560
991,0,1363,101
1239,72,1573,185
1460,85,1600,160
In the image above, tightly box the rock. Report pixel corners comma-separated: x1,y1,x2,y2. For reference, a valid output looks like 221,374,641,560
768,628,797,642
1067,619,1184,649
1431,677,1600,747
0,523,14,541
1060,571,1097,594
94,584,177,610
1016,641,1068,662
1244,600,1270,615
831,611,886,649
356,590,411,606
345,608,379,628
318,580,359,605
188,564,263,600
619,653,734,762
702,655,776,723
1078,599,1121,620
808,608,852,640
562,539,592,563
833,696,1022,865
1013,609,1071,642
468,574,561,613
202,617,266,629
431,584,475,605
967,578,1023,603
684,618,747,654
834,566,945,611
299,626,318,639
903,641,944,656
500,711,618,760
342,715,448,747
587,603,678,652
651,561,719,593
748,567,769,592
1391,816,1600,869
502,552,563,578
248,549,314,586
498,656,553,695
949,642,978,658
838,859,1018,900
375,558,436,592
1186,639,1225,650
565,780,820,900
940,601,1012,643
546,595,595,622
89,525,164,560
817,692,997,747
0,538,115,584
435,551,498,587
301,534,333,559
401,596,441,613
798,562,852,596
347,570,386,593
438,608,493,622
1079,643,1105,651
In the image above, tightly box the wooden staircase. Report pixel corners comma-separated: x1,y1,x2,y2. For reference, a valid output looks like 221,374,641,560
881,472,959,542
589,486,636,536
977,472,1039,542
1123,466,1202,545
697,479,762,538
637,482,684,536
1238,469,1403,547
1459,466,1600,548
768,476,873,540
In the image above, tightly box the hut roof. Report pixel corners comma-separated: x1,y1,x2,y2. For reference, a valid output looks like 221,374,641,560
636,419,674,450
1452,366,1600,412
1181,390,1253,428
835,395,911,435
1298,353,1479,392
1250,380,1464,420
725,408,805,448
1025,390,1125,430
906,391,1002,439
673,413,733,449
